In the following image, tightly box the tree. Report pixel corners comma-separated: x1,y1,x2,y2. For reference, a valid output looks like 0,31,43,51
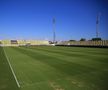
69,40,76,41
91,38,102,41
80,38,86,41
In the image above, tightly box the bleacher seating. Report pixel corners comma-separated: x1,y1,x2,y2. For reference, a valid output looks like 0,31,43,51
1,40,49,46
57,40,108,47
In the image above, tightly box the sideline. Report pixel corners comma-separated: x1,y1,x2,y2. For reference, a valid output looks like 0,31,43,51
3,47,21,88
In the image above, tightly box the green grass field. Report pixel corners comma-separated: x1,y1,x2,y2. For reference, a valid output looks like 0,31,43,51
0,46,108,90
0,47,19,90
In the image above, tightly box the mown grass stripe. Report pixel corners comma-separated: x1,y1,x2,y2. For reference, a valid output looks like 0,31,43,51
21,46,108,70
3,47,21,88
13,47,95,76
4,46,108,90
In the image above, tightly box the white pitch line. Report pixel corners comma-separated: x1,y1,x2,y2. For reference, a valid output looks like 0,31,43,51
3,47,21,88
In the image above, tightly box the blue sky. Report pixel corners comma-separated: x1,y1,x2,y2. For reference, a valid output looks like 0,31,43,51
0,0,108,41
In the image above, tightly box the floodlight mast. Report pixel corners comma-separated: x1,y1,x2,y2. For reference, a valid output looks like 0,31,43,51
96,13,100,38
53,18,56,44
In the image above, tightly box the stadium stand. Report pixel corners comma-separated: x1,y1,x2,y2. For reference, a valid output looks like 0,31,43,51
57,40,108,47
1,40,11,46
17,40,26,46
1,39,108,47
1,40,49,46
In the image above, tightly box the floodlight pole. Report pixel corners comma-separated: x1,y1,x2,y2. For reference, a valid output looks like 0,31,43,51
96,13,100,38
53,18,56,44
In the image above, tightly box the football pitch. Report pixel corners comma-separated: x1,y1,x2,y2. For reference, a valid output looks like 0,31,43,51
0,46,108,90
